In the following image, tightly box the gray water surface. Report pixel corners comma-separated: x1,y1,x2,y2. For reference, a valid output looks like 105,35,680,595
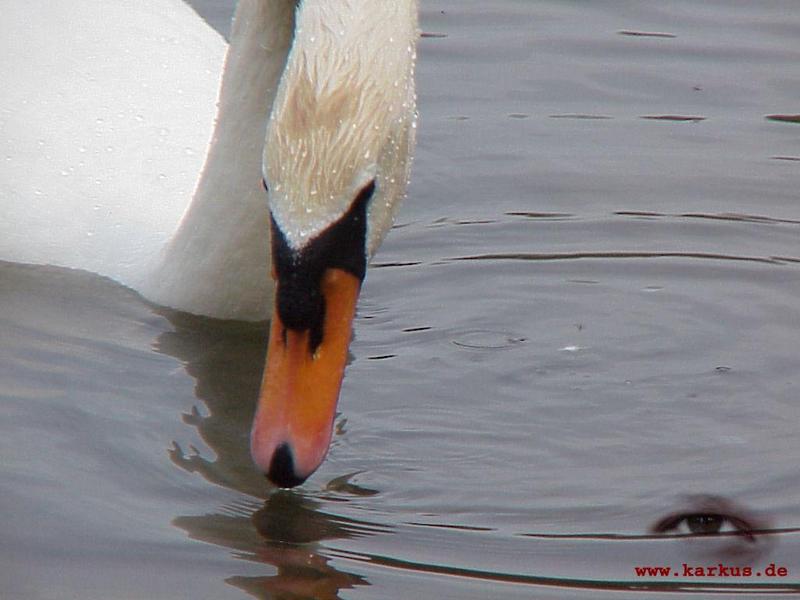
3,1,800,598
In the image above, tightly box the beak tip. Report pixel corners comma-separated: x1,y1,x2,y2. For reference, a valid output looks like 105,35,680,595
265,442,310,488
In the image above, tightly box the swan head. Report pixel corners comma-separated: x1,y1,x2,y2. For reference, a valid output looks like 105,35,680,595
250,1,418,487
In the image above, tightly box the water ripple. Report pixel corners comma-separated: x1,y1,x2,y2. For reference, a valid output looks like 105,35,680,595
328,547,800,594
449,251,795,266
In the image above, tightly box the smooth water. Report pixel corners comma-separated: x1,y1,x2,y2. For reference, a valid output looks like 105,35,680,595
3,1,800,598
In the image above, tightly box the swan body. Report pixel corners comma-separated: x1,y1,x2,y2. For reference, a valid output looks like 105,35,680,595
1,0,419,486
1,0,228,307
1,0,416,320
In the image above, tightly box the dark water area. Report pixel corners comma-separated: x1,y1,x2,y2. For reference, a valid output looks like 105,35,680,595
3,1,800,598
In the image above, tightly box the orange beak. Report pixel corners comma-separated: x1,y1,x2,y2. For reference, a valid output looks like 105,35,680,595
250,268,361,487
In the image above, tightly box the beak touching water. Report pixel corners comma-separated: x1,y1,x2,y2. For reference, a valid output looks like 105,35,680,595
250,268,360,487
250,181,374,487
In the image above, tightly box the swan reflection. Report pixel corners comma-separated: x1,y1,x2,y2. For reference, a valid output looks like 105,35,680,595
159,307,383,598
173,493,383,600
158,309,269,498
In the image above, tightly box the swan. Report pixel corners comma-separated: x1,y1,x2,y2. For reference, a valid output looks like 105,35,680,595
0,0,419,487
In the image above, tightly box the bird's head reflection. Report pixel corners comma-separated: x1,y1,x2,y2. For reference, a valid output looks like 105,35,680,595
156,308,386,598
253,490,385,544
174,492,391,599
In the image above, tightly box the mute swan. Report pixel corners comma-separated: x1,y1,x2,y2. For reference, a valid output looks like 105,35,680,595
0,0,419,487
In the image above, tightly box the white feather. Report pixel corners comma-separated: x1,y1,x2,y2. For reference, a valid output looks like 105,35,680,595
0,0,419,320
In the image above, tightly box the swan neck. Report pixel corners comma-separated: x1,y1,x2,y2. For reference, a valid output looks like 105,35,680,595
145,1,296,320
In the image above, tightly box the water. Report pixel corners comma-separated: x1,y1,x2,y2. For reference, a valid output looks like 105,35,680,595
3,1,800,597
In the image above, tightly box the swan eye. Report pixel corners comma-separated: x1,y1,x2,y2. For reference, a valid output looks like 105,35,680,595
262,178,269,193
356,178,376,203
